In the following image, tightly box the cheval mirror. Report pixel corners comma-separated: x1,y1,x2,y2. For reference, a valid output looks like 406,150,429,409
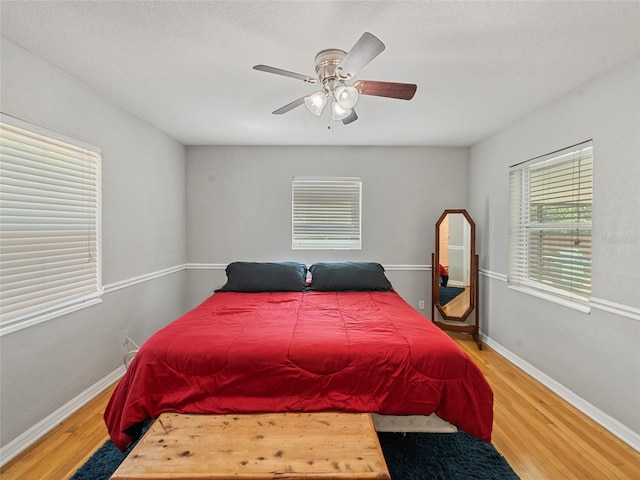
431,209,481,349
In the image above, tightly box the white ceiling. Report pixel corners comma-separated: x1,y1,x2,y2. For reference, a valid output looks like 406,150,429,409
1,1,639,147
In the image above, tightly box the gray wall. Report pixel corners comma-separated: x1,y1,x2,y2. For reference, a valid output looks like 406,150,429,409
0,39,188,448
468,56,640,436
3,32,637,457
185,146,469,309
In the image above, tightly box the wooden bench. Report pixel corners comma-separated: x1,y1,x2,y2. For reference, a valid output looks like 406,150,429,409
110,412,390,479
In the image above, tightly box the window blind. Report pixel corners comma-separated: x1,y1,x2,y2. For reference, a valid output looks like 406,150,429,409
508,141,593,304
0,119,102,328
292,177,362,250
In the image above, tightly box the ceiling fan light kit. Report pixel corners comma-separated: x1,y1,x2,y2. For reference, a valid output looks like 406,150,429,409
253,32,417,126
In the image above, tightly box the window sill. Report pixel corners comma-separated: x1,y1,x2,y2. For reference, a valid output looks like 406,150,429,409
0,297,103,337
508,284,591,314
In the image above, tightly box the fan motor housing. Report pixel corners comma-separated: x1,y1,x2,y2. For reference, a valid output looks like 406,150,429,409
314,49,347,83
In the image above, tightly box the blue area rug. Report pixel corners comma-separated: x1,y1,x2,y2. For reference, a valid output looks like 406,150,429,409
71,430,519,480
439,286,465,306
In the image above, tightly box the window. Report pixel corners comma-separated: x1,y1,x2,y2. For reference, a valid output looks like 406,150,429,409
0,116,102,332
292,177,362,250
508,141,593,309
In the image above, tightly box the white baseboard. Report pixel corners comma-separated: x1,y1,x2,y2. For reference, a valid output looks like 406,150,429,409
3,270,637,466
3,339,638,467
481,334,640,453
0,366,126,467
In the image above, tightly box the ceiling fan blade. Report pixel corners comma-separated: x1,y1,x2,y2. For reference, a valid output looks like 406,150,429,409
253,65,317,83
342,109,358,125
272,96,306,115
337,32,385,78
354,80,417,100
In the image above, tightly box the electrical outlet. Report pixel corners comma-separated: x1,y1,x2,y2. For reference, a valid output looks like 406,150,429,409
418,300,425,310
122,329,129,345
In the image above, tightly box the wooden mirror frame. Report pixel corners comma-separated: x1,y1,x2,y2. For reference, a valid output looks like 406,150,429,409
433,209,476,321
431,209,481,349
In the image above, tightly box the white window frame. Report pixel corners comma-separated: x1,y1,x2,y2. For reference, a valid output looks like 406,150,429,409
0,114,103,335
508,141,593,312
292,177,362,250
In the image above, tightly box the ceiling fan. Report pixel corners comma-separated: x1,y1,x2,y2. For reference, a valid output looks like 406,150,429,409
253,32,417,126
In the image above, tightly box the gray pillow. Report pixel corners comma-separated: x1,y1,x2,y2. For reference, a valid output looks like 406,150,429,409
308,262,392,291
218,262,307,292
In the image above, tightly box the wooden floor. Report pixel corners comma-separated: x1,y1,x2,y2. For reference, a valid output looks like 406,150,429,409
1,333,638,480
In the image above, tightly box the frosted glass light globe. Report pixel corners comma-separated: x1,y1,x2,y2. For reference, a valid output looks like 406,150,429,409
334,85,359,110
304,91,328,116
331,101,351,121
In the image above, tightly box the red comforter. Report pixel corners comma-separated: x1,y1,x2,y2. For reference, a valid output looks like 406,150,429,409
105,291,493,450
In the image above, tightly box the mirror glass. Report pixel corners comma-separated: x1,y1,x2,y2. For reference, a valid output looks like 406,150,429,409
434,210,475,321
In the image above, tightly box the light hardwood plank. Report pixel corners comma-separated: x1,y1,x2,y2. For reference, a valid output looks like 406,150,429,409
0,384,115,480
1,336,638,480
454,333,640,480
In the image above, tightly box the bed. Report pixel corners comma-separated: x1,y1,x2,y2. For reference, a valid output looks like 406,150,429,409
104,262,493,451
